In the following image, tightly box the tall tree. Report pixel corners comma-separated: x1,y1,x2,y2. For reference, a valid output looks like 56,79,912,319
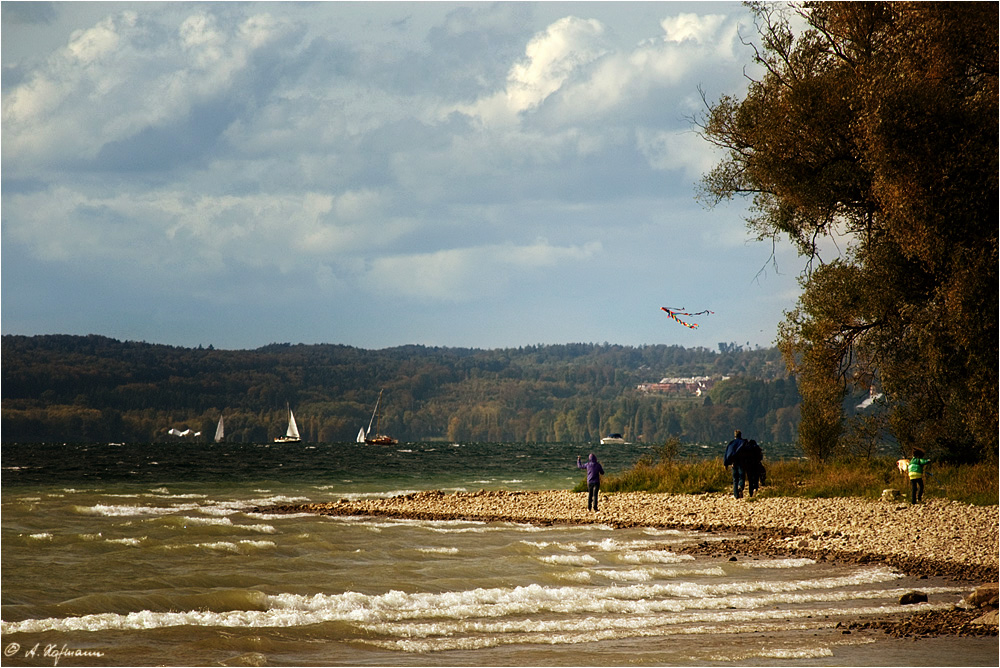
700,2,997,461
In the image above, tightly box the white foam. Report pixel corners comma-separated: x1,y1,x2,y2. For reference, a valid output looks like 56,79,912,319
601,566,727,582
538,554,599,566
579,537,664,551
173,516,276,533
355,602,950,653
641,527,690,537
107,537,145,547
28,532,53,541
254,512,317,520
752,648,835,659
737,557,816,569
1,580,949,638
520,540,579,552
74,503,197,517
166,539,277,554
617,550,694,564
417,547,460,555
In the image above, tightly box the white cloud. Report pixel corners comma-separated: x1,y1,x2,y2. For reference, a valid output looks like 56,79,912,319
66,12,135,63
660,13,727,44
360,240,602,301
454,16,610,126
2,185,404,275
448,9,745,140
635,127,724,180
2,7,296,171
507,16,608,113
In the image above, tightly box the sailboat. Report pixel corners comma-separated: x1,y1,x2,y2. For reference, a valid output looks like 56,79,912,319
274,404,302,443
214,416,225,443
360,389,397,445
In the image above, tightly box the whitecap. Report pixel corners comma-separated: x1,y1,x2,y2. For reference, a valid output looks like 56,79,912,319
0,583,951,638
617,550,694,564
171,516,276,533
417,547,460,555
74,504,182,517
537,554,599,566
520,540,580,552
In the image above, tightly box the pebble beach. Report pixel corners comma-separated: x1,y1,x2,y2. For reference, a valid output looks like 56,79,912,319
255,489,999,581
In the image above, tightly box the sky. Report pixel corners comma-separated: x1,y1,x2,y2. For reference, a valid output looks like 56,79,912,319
2,1,809,352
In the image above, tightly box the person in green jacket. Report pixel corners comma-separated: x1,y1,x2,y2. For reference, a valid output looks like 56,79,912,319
908,448,931,504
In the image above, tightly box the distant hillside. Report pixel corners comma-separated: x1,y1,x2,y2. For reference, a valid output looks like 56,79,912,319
1,334,800,444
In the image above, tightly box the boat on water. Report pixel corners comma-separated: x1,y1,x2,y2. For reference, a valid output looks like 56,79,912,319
274,404,302,443
214,416,225,443
358,389,397,445
600,433,628,445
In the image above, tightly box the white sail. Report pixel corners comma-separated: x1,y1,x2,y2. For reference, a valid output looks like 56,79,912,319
356,427,366,443
214,416,225,443
286,410,300,439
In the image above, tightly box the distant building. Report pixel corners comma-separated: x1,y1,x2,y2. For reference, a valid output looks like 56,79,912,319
856,386,884,410
636,376,728,396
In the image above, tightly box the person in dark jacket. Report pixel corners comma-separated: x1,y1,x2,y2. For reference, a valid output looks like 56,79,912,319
723,430,746,499
741,439,764,497
577,453,605,511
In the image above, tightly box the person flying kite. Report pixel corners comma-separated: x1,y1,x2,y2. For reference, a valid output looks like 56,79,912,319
660,306,714,329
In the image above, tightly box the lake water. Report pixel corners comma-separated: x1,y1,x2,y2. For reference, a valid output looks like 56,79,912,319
2,442,995,666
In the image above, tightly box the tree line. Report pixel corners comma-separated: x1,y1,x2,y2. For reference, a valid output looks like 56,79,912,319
2,334,802,445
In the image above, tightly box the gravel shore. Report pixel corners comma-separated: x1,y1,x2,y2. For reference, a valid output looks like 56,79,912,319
253,489,998,581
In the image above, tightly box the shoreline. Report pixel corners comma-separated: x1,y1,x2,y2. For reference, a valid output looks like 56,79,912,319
252,489,998,581
252,489,999,639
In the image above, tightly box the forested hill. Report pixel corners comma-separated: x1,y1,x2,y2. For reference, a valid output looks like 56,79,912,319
1,334,801,444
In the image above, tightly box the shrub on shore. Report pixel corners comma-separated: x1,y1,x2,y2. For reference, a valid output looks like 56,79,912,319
578,448,997,506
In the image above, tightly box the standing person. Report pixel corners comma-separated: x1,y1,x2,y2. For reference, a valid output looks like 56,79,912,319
742,439,764,497
723,430,746,499
908,448,931,504
577,453,605,512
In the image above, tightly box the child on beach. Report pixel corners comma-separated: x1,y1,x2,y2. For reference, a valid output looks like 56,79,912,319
908,448,931,504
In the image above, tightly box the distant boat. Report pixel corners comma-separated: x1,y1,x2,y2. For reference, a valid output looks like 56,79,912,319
274,404,302,443
600,433,628,445
214,416,225,443
360,389,397,445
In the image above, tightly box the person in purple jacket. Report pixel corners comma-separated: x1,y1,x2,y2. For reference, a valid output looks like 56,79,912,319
577,453,606,511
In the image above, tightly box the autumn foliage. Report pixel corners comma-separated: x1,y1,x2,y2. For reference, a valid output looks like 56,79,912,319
700,2,997,462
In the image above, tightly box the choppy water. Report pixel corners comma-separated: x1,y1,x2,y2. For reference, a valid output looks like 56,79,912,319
2,442,995,666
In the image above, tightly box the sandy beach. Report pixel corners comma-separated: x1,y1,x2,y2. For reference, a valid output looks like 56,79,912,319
254,489,999,582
